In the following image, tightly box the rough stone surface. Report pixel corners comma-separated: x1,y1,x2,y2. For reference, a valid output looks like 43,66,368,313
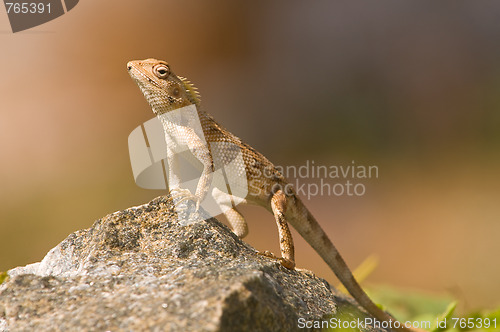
0,195,385,331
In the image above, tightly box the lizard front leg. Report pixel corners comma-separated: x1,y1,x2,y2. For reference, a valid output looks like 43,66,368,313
189,140,215,211
171,153,212,210
194,152,213,204
166,146,181,190
165,124,213,209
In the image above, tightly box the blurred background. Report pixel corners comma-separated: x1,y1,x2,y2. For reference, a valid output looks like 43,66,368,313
0,1,498,313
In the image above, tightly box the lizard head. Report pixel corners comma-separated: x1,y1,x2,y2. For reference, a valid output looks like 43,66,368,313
127,59,200,115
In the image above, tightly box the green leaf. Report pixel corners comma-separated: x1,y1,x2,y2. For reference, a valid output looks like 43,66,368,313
431,301,457,332
0,271,8,284
367,285,454,322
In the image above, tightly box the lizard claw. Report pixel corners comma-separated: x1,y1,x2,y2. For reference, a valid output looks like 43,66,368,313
278,258,295,270
257,251,296,270
257,250,277,259
170,188,201,212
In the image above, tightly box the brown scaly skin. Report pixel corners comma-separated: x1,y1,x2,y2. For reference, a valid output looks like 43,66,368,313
127,59,415,332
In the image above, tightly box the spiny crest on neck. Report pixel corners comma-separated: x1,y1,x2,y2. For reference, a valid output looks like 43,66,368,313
179,76,201,106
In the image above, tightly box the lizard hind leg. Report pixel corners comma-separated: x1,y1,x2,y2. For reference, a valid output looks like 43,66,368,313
224,207,248,238
267,189,295,270
211,187,248,238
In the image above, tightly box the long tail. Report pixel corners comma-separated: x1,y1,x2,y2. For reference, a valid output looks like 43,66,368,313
287,198,412,332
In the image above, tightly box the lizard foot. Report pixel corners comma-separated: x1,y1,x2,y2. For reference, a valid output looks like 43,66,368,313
257,251,296,270
295,267,316,277
278,258,295,270
169,188,201,212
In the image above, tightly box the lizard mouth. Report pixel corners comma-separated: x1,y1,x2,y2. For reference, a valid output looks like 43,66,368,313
127,62,169,115
127,63,162,91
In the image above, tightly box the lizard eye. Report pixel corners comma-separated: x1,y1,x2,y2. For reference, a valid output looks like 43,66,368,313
153,64,169,79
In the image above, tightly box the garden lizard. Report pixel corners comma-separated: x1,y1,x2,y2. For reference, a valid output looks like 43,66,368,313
127,58,412,331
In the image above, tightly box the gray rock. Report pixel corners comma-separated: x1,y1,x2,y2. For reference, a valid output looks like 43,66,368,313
0,195,385,332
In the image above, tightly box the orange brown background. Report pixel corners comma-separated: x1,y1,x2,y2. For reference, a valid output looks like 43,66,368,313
0,1,498,313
